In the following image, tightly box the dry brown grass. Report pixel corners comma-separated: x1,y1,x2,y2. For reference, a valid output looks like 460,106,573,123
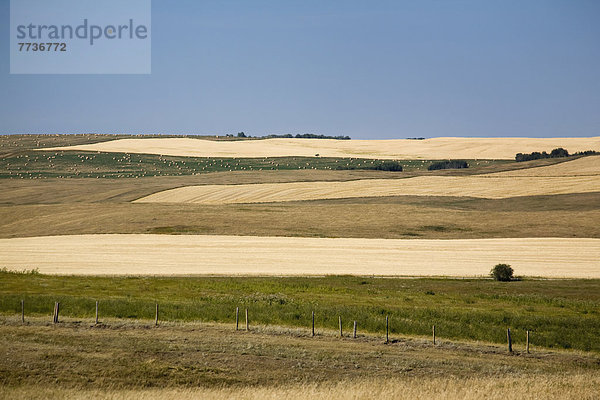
44,136,600,160
3,375,600,400
1,234,598,277
1,320,598,399
0,170,403,205
2,194,600,240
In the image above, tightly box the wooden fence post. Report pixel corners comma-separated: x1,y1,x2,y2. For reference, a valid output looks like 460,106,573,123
385,315,389,343
55,302,60,323
95,301,99,324
245,308,249,331
155,303,159,326
353,321,357,338
526,330,530,353
235,307,239,331
21,300,24,323
433,325,436,345
339,316,343,337
311,311,315,337
507,328,512,352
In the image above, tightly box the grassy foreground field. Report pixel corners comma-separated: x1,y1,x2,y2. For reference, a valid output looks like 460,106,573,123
1,271,599,352
1,320,599,399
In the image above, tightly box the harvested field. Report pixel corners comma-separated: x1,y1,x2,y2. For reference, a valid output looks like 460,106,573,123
134,176,600,204
43,137,600,160
0,235,598,277
491,155,600,177
3,196,600,239
134,156,600,204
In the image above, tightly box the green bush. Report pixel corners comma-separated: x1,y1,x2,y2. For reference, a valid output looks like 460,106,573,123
491,264,514,281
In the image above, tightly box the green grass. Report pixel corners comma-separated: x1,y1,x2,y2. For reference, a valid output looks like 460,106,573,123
0,150,511,179
1,270,598,352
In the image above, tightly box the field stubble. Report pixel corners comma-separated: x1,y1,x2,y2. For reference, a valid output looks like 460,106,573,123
1,234,599,278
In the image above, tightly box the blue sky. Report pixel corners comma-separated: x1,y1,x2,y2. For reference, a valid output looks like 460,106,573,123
1,0,599,139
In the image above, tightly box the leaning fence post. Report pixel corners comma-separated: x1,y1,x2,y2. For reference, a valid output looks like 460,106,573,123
235,307,239,330
245,308,249,331
353,321,357,338
311,311,315,337
339,316,343,337
526,330,530,353
21,300,24,324
155,303,159,326
95,301,99,324
385,315,389,343
433,325,436,345
507,328,512,352
55,302,60,323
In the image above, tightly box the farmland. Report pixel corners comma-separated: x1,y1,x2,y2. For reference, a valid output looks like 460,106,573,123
44,136,600,159
2,271,600,397
2,319,599,399
1,235,599,278
2,271,600,351
134,168,600,204
1,134,600,397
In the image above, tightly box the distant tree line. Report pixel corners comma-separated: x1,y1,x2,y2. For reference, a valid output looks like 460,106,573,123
515,148,599,162
515,148,569,162
336,160,403,172
368,160,403,171
573,150,600,156
427,160,469,170
263,133,351,140
223,132,351,140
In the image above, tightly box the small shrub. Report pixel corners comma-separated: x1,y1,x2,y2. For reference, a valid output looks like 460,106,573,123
490,264,514,282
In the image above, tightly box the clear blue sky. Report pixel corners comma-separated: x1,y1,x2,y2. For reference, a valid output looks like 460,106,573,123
1,0,599,139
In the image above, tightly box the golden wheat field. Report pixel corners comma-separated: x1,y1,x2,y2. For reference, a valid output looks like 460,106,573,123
1,235,598,277
43,136,600,160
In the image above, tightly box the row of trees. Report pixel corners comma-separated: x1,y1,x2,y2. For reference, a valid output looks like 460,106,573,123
515,147,569,162
229,132,352,140
265,133,351,140
515,148,600,162
336,160,403,171
427,160,469,170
